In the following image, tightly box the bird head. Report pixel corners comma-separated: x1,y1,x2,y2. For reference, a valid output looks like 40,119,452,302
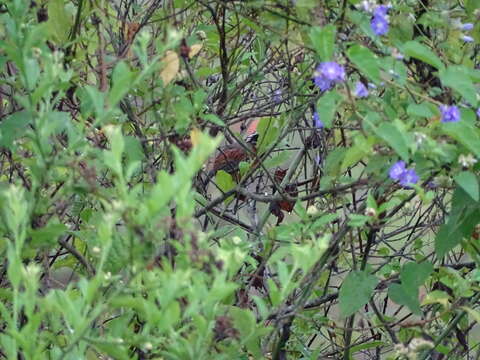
245,132,259,145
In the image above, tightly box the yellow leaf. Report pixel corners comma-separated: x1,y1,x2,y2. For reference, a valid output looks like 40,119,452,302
160,51,179,85
190,128,201,147
461,306,480,324
188,43,203,58
421,290,450,308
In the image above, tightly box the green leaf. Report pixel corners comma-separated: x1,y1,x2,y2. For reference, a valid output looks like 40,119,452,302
324,147,347,176
109,62,135,106
442,121,480,158
436,187,480,257
400,262,433,294
316,91,342,128
375,122,409,161
341,135,373,170
30,221,67,248
47,0,71,42
200,113,225,126
347,45,380,83
407,103,435,118
455,171,479,201
0,111,32,148
388,262,433,315
124,136,145,163
157,301,181,332
388,283,422,315
215,170,236,203
439,66,478,106
77,85,105,117
309,25,336,61
403,41,444,70
230,307,255,337
339,270,378,317
347,214,370,227
349,341,384,359
93,343,130,360
264,151,291,169
257,118,279,153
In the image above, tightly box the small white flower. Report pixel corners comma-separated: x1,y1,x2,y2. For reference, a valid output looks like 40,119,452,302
307,205,319,216
393,343,409,355
196,30,206,40
23,264,41,278
409,337,434,352
365,207,377,217
232,236,242,244
356,0,376,13
414,132,427,146
32,47,42,58
458,153,477,168
388,69,399,78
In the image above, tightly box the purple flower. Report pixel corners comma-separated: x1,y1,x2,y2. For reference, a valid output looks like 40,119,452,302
273,89,282,104
314,76,334,91
371,15,389,36
462,35,474,43
354,82,369,98
399,169,419,187
461,23,474,31
389,161,406,181
389,161,419,187
374,4,391,18
477,108,480,118
439,105,460,123
317,62,345,82
426,180,437,190
313,112,324,129
313,62,345,91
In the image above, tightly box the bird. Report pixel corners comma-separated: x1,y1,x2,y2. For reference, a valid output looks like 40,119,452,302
204,132,259,186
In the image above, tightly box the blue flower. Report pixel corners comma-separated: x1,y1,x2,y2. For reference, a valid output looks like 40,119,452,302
462,35,474,43
313,62,345,91
389,161,406,181
374,4,391,18
354,82,369,98
477,108,480,118
317,62,345,82
314,75,334,92
389,161,419,187
399,169,419,187
313,112,324,129
461,23,474,31
273,89,282,104
439,105,460,123
371,15,389,36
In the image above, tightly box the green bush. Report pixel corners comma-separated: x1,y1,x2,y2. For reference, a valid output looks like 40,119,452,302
0,0,480,359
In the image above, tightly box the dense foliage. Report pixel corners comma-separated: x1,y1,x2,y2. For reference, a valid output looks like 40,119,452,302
0,0,480,359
